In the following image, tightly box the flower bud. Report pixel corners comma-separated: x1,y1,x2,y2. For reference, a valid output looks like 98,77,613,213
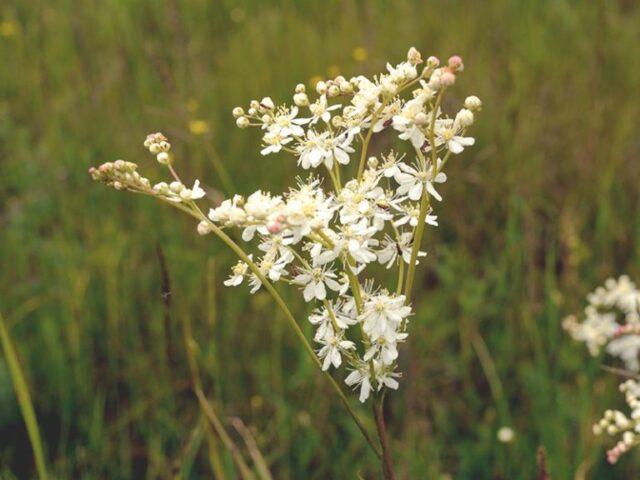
448,55,464,72
260,97,274,110
407,46,422,65
427,56,440,68
441,71,456,86
456,108,474,128
232,106,245,118
367,156,379,169
339,80,353,93
197,220,211,235
414,112,428,125
156,152,171,165
169,181,184,193
295,83,306,93
327,85,340,97
464,95,482,111
315,80,327,94
236,116,250,128
267,220,283,234
293,92,309,106
249,100,260,110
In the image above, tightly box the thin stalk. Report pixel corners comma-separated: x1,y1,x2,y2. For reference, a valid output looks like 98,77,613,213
396,260,404,295
182,308,254,479
403,89,444,302
357,101,387,180
195,388,257,480
0,312,48,480
373,395,396,480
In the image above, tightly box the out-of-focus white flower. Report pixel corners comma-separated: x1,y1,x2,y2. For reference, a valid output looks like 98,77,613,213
565,275,640,371
594,380,640,464
497,427,515,443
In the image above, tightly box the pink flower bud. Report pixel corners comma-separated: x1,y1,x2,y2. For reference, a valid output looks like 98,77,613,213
448,55,464,72
441,71,456,86
267,221,283,234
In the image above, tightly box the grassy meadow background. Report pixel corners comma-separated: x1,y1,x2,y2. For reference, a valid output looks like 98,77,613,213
1,0,640,478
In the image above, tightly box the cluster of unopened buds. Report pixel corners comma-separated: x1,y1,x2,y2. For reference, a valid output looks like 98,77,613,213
593,380,640,463
564,275,640,370
91,47,480,404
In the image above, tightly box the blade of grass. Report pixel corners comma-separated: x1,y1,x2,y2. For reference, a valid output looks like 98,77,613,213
0,311,49,480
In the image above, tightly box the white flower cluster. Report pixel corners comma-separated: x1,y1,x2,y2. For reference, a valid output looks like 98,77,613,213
207,47,480,402
593,379,640,464
564,276,640,370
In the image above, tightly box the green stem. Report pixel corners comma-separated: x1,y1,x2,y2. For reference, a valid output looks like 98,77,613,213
0,312,48,480
403,89,444,303
373,395,396,480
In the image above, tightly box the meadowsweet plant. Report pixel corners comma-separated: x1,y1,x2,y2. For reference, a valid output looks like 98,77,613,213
90,47,480,478
565,276,640,465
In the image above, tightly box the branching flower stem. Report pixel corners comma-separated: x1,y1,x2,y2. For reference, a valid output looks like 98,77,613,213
179,201,382,458
403,90,444,303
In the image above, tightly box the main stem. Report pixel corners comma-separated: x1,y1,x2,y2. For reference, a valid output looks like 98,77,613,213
373,395,396,480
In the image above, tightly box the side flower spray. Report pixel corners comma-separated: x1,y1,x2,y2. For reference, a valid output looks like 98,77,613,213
91,47,480,478
565,276,640,464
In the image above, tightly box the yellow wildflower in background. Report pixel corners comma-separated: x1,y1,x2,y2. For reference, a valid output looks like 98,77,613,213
0,20,19,38
327,65,341,78
309,75,324,90
352,46,368,62
189,119,209,136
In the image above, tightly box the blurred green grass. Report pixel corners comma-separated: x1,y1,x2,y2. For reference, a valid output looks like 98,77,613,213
1,0,639,478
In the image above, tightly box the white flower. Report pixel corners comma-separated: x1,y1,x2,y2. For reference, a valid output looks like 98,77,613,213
345,364,374,403
208,195,247,226
294,266,343,302
260,129,293,155
345,360,401,402
298,94,341,125
392,98,428,148
394,159,447,202
248,251,290,293
360,293,411,342
296,130,354,169
434,118,475,154
317,332,355,371
241,190,284,241
392,201,439,228
377,233,426,268
224,258,250,287
179,180,206,201
266,106,305,138
364,333,407,365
